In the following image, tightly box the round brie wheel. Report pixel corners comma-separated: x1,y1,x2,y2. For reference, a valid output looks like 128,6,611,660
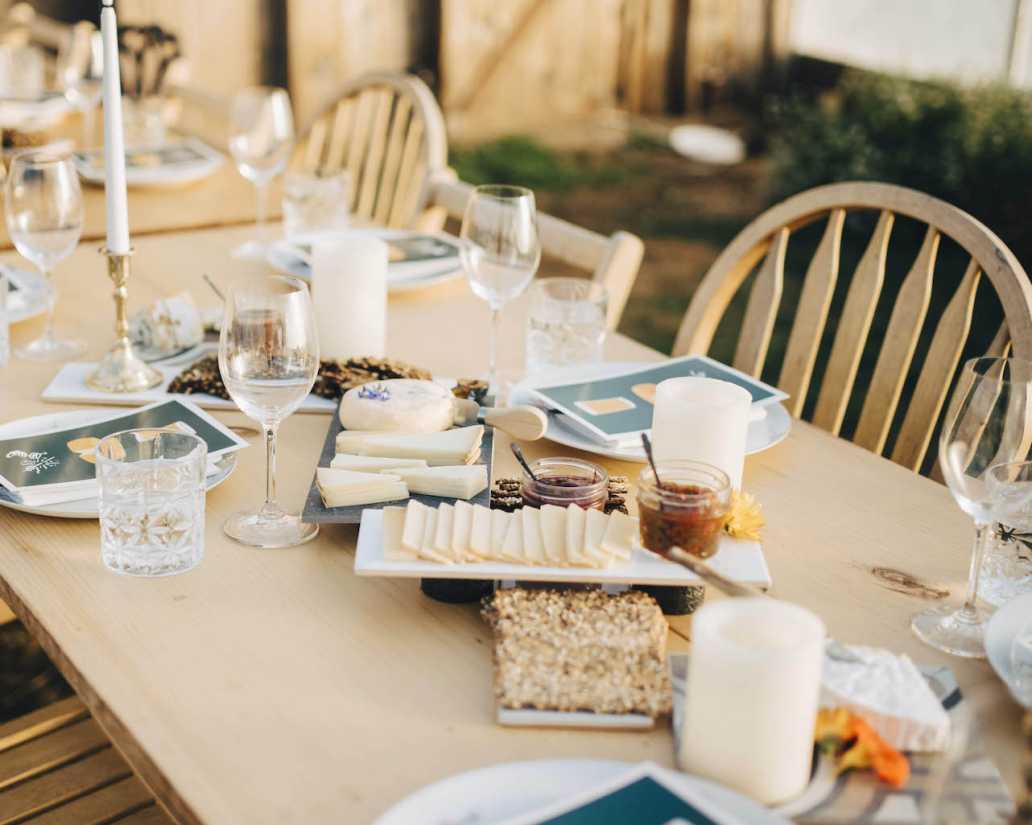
338,379,455,433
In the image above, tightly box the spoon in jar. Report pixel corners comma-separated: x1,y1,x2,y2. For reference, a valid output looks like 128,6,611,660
510,443,538,482
641,433,665,490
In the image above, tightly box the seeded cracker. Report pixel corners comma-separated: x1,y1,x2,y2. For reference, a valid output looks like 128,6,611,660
482,588,672,717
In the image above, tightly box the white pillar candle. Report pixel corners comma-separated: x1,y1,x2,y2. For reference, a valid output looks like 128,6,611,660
651,377,751,489
680,598,826,805
311,237,388,360
100,0,130,255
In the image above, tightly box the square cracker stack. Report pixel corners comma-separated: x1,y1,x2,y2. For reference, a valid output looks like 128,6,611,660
482,588,672,718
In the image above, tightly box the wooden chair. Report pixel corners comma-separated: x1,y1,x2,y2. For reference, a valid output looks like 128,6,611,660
0,696,171,824
429,175,644,331
297,72,449,232
674,181,1032,474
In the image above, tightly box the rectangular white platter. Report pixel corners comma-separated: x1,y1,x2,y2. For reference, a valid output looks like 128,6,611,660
354,508,773,588
41,361,337,414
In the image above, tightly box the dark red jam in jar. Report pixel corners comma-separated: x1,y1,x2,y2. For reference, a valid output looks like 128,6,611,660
637,461,731,559
521,458,609,510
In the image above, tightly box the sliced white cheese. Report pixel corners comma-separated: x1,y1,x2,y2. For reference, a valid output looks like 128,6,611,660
500,510,525,563
434,503,455,560
452,500,474,561
381,506,414,561
822,645,951,752
490,509,511,560
470,505,492,559
584,507,610,567
539,505,566,565
334,425,484,466
316,467,408,508
601,511,636,561
521,507,545,565
389,465,488,500
418,508,451,564
401,500,428,555
565,504,587,566
330,454,428,472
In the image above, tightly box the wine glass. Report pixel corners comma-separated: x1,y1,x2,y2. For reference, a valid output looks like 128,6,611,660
219,275,319,548
912,356,1032,657
5,151,85,361
57,25,103,147
460,185,541,399
228,86,294,259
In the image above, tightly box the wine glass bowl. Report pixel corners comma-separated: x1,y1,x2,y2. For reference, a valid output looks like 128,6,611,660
218,275,319,548
5,151,85,361
912,356,1032,658
57,25,103,147
459,184,541,397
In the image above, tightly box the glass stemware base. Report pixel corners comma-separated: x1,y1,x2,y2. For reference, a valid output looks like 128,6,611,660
911,603,990,658
231,239,270,261
224,505,318,549
16,333,85,361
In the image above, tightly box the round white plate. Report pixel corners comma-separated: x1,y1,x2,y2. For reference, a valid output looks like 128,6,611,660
510,362,791,463
4,265,49,324
267,229,463,293
374,759,789,825
73,138,224,188
985,591,1032,705
0,409,237,519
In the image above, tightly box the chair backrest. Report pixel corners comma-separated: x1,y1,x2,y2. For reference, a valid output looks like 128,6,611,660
298,72,448,230
674,181,1032,474
430,175,644,331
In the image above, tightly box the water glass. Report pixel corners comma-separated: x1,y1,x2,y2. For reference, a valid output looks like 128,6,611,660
525,277,606,373
97,429,207,577
985,461,1032,606
282,170,350,237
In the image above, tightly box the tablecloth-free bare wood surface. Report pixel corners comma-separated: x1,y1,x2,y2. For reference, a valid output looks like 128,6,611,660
0,224,1022,825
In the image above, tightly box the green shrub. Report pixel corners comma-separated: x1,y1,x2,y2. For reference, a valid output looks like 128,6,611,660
770,71,1032,269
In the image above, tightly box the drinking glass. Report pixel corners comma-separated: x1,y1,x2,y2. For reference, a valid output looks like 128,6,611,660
460,185,540,398
228,86,295,258
219,274,319,548
985,461,1032,606
57,26,103,147
282,170,350,237
97,429,206,577
912,356,1032,658
525,277,607,372
5,151,85,361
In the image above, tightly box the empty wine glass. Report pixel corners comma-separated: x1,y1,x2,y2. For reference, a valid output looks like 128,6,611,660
228,86,294,259
5,151,85,361
219,274,319,548
912,356,1032,658
57,24,103,147
460,185,541,399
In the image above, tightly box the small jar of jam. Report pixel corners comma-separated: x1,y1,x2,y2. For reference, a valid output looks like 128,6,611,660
637,461,731,559
521,457,609,510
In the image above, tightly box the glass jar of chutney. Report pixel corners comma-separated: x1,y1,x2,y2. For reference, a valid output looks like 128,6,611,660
637,460,731,559
521,457,609,510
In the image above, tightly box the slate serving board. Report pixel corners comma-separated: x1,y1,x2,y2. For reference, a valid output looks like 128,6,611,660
301,403,494,524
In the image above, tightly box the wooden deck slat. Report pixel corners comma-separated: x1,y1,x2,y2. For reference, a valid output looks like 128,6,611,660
0,747,128,824
0,721,109,791
0,700,87,756
24,775,152,825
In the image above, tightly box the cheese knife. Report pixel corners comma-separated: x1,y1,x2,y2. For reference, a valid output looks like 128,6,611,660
452,400,547,441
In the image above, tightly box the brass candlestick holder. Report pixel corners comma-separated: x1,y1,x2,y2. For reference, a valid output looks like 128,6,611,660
85,248,162,393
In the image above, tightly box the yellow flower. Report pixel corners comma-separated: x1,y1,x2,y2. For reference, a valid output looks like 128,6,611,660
724,490,764,541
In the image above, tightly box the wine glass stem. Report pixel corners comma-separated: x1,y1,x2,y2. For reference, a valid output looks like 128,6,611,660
255,181,268,241
488,306,500,394
261,422,278,518
41,266,55,343
959,521,990,620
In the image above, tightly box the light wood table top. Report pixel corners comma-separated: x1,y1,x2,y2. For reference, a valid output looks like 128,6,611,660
0,224,1023,824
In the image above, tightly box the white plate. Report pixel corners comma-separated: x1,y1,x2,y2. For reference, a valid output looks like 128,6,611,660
3,265,49,324
267,229,463,292
510,363,792,463
0,409,237,519
73,138,224,188
985,592,1032,705
355,508,772,588
374,759,789,825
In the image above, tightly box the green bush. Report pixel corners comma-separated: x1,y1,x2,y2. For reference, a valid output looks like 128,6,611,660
770,71,1032,269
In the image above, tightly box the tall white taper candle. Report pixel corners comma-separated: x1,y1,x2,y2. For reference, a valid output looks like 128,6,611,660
100,0,130,255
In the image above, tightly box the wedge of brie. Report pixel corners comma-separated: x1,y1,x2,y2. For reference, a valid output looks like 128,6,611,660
822,644,951,752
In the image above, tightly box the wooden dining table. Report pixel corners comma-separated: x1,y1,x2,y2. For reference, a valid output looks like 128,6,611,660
0,222,1024,824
